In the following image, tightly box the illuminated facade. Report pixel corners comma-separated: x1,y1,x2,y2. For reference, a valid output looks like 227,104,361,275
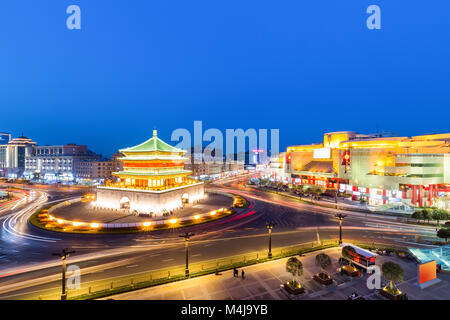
75,159,116,183
95,130,204,216
0,136,36,179
272,131,450,208
24,144,100,182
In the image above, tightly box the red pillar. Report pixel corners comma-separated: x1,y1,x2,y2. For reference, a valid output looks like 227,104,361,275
383,189,387,204
418,185,423,207
412,185,417,205
428,185,433,206
352,185,358,201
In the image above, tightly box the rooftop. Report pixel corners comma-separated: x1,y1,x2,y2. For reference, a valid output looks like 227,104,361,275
120,130,185,154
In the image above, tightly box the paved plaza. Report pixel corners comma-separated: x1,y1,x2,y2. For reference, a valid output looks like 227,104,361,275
52,192,232,223
108,247,450,300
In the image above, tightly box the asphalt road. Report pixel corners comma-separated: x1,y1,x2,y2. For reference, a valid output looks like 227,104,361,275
0,176,439,299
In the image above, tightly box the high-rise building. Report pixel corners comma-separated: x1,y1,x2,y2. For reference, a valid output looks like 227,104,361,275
74,159,116,183
0,136,36,179
0,133,11,145
271,131,450,209
24,144,100,182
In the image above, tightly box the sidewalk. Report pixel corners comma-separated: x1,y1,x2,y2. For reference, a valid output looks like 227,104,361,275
258,186,432,220
106,247,450,300
260,187,382,213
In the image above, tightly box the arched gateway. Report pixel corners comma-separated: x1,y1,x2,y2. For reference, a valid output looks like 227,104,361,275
120,197,130,209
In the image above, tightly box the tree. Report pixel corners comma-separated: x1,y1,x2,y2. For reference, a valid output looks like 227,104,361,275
286,257,303,285
421,208,433,224
437,228,450,242
315,253,332,271
412,210,423,223
433,209,449,226
382,262,404,293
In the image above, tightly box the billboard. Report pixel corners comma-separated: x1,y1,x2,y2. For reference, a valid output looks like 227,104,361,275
313,148,331,159
418,260,436,285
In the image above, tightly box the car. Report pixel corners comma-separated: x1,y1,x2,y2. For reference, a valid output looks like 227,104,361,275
347,292,365,300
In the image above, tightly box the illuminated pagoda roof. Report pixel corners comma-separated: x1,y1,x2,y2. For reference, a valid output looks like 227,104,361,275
112,130,192,184
119,130,185,154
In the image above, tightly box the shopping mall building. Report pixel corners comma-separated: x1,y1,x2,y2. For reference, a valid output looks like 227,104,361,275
269,131,450,209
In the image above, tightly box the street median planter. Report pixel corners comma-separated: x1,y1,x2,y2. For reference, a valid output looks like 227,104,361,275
282,281,305,295
313,272,333,285
341,265,359,277
379,287,404,300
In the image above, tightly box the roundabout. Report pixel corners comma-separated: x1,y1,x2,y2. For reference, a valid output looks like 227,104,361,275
27,132,249,235
30,191,240,234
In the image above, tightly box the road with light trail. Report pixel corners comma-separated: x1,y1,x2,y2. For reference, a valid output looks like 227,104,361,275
0,176,439,299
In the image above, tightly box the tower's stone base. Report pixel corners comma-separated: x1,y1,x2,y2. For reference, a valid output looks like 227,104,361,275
95,183,204,216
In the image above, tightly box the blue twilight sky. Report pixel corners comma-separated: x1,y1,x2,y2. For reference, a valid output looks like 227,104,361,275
0,1,449,157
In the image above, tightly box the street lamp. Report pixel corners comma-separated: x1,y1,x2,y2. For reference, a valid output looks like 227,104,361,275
52,248,75,300
334,189,338,209
335,213,347,245
266,222,274,259
179,232,194,277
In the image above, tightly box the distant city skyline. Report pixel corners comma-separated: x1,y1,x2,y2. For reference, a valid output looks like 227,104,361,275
2,127,450,159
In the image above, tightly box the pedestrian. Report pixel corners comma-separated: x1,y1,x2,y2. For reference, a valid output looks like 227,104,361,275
241,269,245,279
233,267,237,277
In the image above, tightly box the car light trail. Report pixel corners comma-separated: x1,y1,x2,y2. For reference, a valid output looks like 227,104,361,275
2,191,61,243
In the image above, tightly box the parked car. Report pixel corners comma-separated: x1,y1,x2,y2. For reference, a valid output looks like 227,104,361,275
347,292,365,300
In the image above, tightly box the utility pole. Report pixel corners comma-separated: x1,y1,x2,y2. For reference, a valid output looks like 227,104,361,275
335,213,347,245
180,232,194,277
266,222,274,259
52,248,75,300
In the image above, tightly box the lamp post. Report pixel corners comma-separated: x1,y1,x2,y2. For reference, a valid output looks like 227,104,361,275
335,189,338,209
180,232,194,277
335,213,347,245
52,248,75,300
266,222,274,259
